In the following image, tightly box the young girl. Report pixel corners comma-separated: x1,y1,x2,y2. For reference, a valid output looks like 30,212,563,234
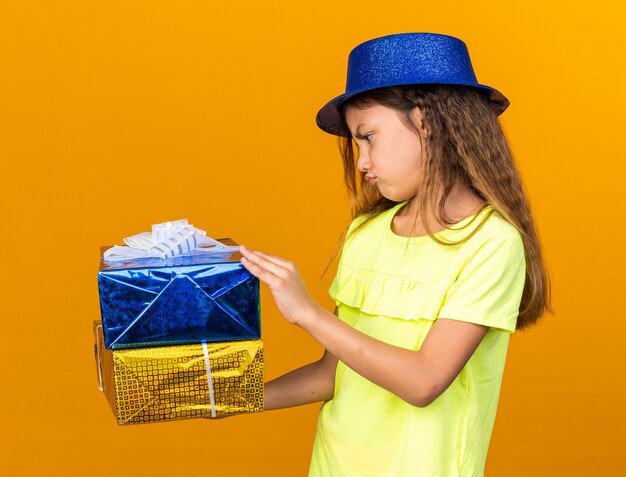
239,32,551,477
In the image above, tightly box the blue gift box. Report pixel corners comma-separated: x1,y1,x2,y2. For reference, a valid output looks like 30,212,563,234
98,238,260,349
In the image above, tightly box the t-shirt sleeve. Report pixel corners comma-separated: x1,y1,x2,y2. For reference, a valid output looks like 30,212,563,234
437,231,526,333
328,214,370,303
346,214,368,238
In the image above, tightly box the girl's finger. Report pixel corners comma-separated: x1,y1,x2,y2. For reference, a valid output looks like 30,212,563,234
240,246,288,278
240,256,280,287
240,245,288,267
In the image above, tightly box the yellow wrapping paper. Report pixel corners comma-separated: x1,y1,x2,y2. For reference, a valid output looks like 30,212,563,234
94,323,263,425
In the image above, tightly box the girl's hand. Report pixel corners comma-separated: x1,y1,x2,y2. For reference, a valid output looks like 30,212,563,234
239,245,321,327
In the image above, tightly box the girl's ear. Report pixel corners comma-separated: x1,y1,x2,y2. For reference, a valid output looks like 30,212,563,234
411,106,428,138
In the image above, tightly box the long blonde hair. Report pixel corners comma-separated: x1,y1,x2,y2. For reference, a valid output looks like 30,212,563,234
327,84,552,330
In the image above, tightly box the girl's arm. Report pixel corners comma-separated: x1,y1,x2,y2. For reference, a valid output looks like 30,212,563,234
264,308,339,411
264,348,338,410
240,246,488,408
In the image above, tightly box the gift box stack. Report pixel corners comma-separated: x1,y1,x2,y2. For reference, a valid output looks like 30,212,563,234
94,222,263,425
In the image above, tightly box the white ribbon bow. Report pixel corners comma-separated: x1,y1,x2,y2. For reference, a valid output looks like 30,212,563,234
103,219,239,262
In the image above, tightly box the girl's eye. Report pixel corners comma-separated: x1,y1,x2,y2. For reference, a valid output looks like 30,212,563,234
364,134,373,143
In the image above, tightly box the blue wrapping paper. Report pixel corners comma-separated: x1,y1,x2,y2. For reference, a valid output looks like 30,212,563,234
98,238,260,349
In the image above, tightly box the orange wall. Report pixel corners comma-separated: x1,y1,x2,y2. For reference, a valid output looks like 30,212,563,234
1,1,624,475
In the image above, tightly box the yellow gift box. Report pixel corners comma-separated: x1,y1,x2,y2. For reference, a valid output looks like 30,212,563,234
94,323,263,425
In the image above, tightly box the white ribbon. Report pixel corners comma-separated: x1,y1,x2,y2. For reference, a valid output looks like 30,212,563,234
103,219,239,262
202,341,217,418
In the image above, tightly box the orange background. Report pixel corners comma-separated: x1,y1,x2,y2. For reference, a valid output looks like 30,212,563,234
1,1,624,475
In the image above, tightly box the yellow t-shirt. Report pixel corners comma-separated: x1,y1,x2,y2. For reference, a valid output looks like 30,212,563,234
309,201,526,477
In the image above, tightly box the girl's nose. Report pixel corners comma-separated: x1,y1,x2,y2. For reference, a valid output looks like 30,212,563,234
357,150,371,172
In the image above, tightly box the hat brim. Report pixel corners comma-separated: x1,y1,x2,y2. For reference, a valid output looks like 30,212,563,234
316,82,509,137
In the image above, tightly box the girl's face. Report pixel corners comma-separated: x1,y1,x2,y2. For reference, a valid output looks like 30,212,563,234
344,103,427,202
